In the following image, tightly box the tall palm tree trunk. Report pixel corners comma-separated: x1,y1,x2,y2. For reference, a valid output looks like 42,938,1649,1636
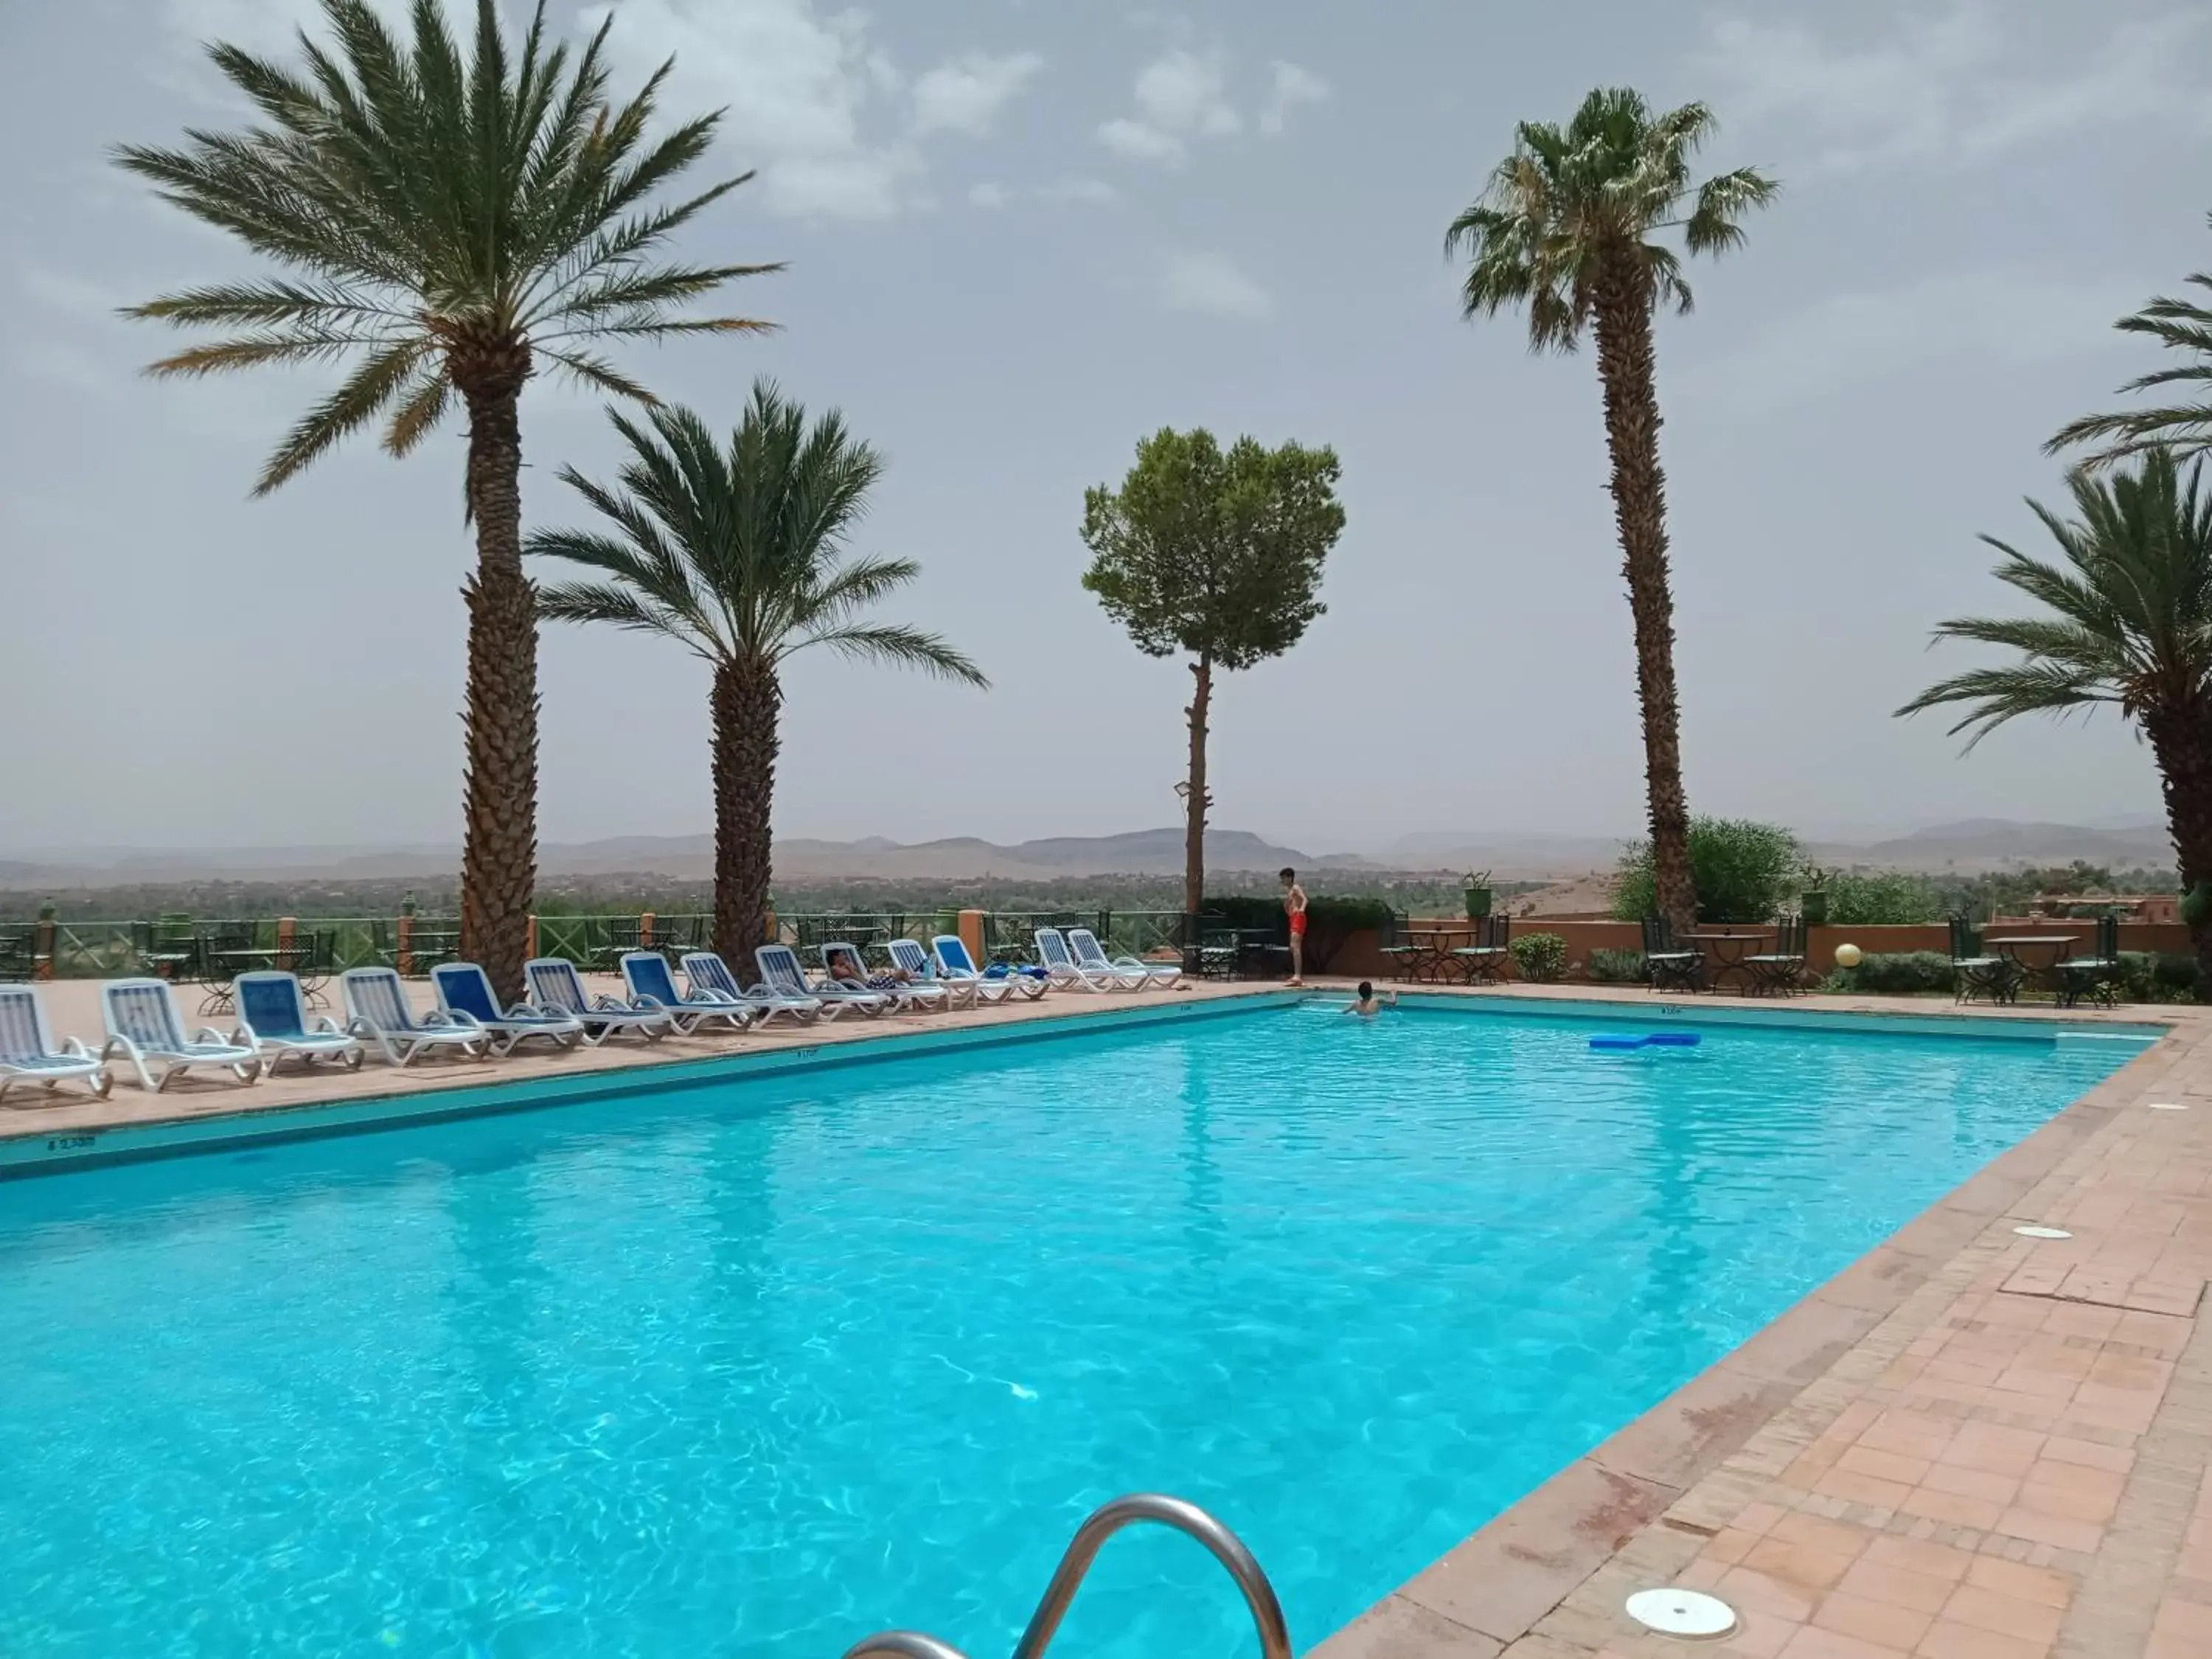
1183,654,1212,918
1592,254,1697,933
2146,703,2212,982
456,358,539,1002
713,658,782,962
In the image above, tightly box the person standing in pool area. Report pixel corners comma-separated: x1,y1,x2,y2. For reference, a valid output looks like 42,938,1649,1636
1343,981,1397,1018
1280,866,1308,987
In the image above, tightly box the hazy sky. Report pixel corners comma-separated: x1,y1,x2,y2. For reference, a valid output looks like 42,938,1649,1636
4,0,2208,856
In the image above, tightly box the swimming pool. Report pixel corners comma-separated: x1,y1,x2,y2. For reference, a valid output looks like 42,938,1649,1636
0,997,2147,1657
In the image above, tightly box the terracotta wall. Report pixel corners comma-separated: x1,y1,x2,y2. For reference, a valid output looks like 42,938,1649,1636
1322,918,2199,981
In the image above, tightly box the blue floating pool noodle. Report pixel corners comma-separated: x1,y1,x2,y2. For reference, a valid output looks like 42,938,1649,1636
1590,1034,1646,1051
1644,1032,1701,1048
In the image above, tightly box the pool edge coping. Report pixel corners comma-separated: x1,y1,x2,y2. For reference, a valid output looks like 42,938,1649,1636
1307,996,2202,1658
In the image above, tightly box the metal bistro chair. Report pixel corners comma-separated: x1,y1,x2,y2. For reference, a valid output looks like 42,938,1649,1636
1452,914,1512,985
1745,914,1807,996
2058,912,2124,1009
1641,916,1703,994
1948,914,2021,1006
1377,909,1422,982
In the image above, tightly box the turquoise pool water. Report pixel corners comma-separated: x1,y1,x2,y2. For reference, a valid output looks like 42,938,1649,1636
0,1001,2141,1658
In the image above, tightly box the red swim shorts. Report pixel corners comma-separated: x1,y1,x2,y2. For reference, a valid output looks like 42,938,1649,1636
1289,912,1307,937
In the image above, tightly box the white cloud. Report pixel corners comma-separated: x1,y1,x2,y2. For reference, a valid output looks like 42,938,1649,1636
911,50,1043,137
1158,251,1274,321
1037,176,1118,205
1097,48,1239,166
966,176,1118,212
1257,60,1329,136
588,0,917,219
1694,268,2143,408
1694,1,2211,174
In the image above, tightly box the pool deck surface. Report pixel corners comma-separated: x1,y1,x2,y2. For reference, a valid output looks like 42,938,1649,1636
7,975,2211,1658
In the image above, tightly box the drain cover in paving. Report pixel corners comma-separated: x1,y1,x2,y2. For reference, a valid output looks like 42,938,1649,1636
1625,1587,1737,1640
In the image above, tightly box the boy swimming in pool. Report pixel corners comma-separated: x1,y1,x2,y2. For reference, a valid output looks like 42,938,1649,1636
1280,866,1307,987
1343,981,1397,1018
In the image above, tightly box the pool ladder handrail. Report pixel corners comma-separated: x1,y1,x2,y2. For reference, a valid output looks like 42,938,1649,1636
841,1492,1293,1659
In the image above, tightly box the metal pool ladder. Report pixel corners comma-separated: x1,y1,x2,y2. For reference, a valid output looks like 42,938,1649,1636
839,1492,1293,1659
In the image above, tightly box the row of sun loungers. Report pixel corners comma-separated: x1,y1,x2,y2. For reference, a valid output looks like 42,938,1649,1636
0,930,1186,1105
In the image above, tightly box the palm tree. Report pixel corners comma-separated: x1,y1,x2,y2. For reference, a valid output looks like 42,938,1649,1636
1897,450,2212,979
529,385,988,958
116,0,777,998
1446,88,1776,933
2048,216,2212,468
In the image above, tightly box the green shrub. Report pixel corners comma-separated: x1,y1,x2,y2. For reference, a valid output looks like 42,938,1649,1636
1509,931,1568,983
2152,952,2202,997
1587,947,1648,984
1612,818,1802,925
1825,871,1941,926
1833,951,1956,994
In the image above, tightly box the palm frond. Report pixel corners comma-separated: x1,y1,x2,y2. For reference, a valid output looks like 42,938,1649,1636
116,0,776,493
254,336,428,493
794,623,990,686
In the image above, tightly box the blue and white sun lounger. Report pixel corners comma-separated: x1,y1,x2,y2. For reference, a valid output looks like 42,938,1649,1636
101,977,262,1091
233,970,364,1074
621,951,754,1034
931,934,1044,1001
524,958,673,1046
886,937,978,1008
341,967,493,1066
1067,927,1185,990
432,961,587,1055
757,944,888,1019
0,984,111,1102
822,942,946,1013
1034,928,1135,993
682,951,819,1026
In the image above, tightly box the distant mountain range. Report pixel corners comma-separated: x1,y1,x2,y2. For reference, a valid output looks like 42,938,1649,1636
0,817,2174,890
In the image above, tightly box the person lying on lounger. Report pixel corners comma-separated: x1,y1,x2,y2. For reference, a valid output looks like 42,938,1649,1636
1343,981,1397,1018
825,945,912,990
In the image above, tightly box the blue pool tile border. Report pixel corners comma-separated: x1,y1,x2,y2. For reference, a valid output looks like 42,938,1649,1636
0,992,1301,1180
1394,990,2170,1045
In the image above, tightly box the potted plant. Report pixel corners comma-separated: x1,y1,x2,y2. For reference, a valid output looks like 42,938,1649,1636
1464,869,1494,921
1799,864,1829,929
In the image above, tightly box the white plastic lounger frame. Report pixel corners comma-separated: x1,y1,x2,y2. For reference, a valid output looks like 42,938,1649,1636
232,970,365,1074
524,958,672,1046
341,967,493,1067
886,938,975,1009
0,984,111,1102
681,950,820,1026
932,935,1044,1002
757,944,887,1019
1034,928,1135,993
1067,927,1185,990
100,977,262,1091
620,951,754,1034
821,942,946,1014
431,961,587,1055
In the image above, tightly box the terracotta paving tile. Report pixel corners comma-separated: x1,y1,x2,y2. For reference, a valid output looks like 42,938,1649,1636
1920,1464,2020,1506
1778,1626,1909,1658
1993,1505,2104,1554
1834,1562,1961,1616
1815,1470,1914,1509
1899,1486,2008,1530
1960,1555,2073,1610
1769,1513,1876,1557
1811,1590,1936,1652
2151,1593,2212,1641
1943,1425,2047,1478
1742,1536,1860,1592
2033,1434,2132,1474
1838,1447,1936,1486
1717,1566,1818,1625
1910,1619,2047,1659
1936,1585,2063,1645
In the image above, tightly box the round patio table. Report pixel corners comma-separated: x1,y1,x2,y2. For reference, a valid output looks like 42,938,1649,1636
1401,926,1475,983
1681,931,1770,994
1986,935,2079,1001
